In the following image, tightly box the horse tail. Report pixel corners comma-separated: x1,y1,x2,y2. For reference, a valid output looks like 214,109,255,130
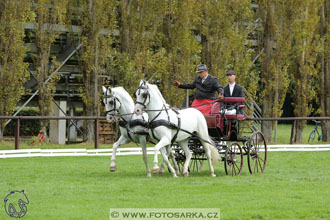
209,144,220,164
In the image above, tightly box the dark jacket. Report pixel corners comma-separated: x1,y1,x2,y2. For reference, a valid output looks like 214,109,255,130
224,83,243,98
223,83,244,111
178,75,223,100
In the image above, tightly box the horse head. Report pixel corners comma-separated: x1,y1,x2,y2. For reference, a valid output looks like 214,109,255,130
134,80,150,115
102,86,121,122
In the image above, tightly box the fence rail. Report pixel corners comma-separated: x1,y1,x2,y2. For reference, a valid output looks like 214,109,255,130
1,145,330,159
0,116,330,150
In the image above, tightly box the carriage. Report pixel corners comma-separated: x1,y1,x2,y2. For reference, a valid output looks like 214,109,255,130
104,82,267,177
172,97,267,176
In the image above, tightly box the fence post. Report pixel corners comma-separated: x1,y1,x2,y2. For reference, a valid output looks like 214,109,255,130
15,118,20,150
94,119,99,149
290,120,296,144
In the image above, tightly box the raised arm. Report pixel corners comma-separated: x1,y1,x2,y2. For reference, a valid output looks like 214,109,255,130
173,78,196,90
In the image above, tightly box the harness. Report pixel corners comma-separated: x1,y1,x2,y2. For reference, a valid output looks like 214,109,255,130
136,84,213,145
104,89,149,142
147,105,181,144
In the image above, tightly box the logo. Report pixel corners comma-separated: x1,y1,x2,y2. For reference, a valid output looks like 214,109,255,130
4,190,29,218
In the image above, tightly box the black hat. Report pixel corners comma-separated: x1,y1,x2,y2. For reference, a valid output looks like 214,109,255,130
226,70,236,75
196,64,208,73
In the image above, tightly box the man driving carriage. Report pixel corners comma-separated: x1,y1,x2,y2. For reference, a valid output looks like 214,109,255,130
173,64,224,114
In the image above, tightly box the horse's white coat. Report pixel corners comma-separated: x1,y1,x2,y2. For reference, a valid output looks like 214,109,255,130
134,80,218,177
102,86,159,177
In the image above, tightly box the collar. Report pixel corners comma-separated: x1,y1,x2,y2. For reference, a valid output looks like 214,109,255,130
229,82,236,87
200,74,209,80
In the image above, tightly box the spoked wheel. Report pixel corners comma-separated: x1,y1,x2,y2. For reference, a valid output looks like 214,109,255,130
224,142,243,176
189,153,205,172
308,130,316,143
187,138,205,172
247,131,267,174
170,145,186,174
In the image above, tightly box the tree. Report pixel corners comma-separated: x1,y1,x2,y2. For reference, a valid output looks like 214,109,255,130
318,0,330,141
114,0,167,95
289,0,322,142
0,0,31,140
156,0,201,106
70,0,117,141
256,0,292,142
197,0,255,85
31,0,68,128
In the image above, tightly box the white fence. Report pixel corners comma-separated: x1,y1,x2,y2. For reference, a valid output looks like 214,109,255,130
1,145,330,159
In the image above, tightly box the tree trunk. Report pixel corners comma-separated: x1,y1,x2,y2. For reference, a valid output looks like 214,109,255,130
295,120,304,143
120,0,132,53
0,121,3,141
86,120,95,142
261,103,273,143
320,1,330,141
260,2,276,143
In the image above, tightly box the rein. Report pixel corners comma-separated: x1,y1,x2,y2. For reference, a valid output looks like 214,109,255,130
108,99,220,117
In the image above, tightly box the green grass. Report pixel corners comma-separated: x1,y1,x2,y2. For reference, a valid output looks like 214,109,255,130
1,152,330,220
270,124,314,144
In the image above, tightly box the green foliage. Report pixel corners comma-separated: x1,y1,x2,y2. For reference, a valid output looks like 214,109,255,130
31,0,68,126
4,108,41,136
158,0,201,106
0,0,31,138
288,0,323,142
257,0,292,120
70,0,117,117
197,0,255,89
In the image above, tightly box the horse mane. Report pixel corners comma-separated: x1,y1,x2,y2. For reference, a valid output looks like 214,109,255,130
147,83,168,106
111,87,134,105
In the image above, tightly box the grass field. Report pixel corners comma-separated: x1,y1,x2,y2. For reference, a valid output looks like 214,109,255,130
1,151,330,220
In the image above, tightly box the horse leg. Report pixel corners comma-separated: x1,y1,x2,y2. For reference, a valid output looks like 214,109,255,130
178,140,192,177
156,138,177,177
152,147,160,174
202,142,216,177
110,136,129,172
159,145,175,176
167,145,180,176
140,137,151,177
158,160,165,176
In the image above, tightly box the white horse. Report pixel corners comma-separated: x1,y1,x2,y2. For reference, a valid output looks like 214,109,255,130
102,86,160,177
134,80,219,177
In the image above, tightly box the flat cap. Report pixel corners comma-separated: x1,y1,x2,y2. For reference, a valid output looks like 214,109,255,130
226,70,236,75
196,64,208,73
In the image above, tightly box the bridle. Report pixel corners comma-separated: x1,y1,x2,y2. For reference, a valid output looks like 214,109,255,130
103,90,121,116
135,85,150,109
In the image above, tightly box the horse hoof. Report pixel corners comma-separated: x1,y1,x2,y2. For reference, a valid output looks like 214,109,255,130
152,168,160,174
147,174,151,178
159,172,164,176
183,172,189,177
110,166,117,172
211,173,216,177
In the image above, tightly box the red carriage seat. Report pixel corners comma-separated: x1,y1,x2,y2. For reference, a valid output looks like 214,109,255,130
205,97,245,130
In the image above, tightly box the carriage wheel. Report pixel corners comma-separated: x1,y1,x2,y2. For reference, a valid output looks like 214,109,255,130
187,138,205,172
189,153,205,172
224,142,243,176
247,131,267,174
168,145,186,174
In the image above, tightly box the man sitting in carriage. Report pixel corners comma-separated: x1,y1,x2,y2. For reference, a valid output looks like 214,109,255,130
223,70,244,115
173,64,224,115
